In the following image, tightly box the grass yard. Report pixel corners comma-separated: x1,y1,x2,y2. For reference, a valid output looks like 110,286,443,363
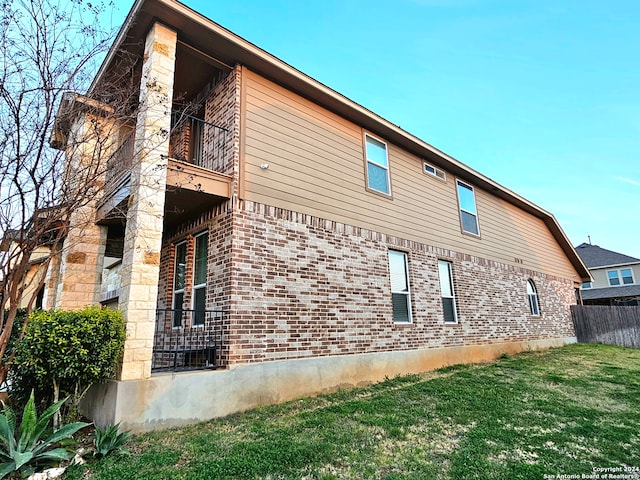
66,344,640,479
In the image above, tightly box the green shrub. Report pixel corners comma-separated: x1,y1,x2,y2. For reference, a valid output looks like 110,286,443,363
0,391,89,479
9,307,125,419
94,423,131,458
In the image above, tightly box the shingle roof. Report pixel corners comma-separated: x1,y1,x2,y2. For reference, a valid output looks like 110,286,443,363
581,284,640,300
574,243,640,269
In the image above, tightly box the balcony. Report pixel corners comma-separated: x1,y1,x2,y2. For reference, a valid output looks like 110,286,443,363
152,309,225,372
97,114,232,226
105,131,135,188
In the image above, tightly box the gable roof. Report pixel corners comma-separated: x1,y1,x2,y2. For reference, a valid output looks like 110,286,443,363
575,243,640,269
90,0,591,283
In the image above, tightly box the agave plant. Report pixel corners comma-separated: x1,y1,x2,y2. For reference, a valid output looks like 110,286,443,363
0,391,89,479
94,423,131,458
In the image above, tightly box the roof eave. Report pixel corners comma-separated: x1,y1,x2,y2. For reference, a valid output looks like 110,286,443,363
87,0,145,96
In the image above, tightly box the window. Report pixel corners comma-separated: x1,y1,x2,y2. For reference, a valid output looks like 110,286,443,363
388,250,411,323
527,280,540,316
438,260,457,323
172,241,187,327
192,232,208,326
423,161,446,181
456,180,479,236
608,268,634,286
365,134,391,195
582,282,592,289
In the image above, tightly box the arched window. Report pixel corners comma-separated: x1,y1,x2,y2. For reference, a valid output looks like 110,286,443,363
527,280,540,316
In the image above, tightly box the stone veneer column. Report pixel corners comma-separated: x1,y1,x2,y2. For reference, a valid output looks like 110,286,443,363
54,115,108,309
54,208,106,309
118,23,177,380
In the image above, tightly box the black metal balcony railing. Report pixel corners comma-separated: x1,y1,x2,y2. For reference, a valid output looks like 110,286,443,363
103,113,229,192
152,309,224,372
169,112,228,170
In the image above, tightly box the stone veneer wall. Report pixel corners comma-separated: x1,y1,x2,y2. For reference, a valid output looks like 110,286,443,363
224,200,576,365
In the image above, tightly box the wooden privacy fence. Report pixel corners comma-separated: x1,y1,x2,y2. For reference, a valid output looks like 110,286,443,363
571,305,640,348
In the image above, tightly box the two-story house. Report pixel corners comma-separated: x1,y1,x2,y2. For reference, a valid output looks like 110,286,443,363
576,243,640,306
48,0,590,431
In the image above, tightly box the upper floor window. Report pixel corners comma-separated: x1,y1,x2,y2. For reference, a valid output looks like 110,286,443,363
388,250,412,323
582,282,592,289
622,268,634,284
456,180,479,236
365,134,391,195
423,161,446,181
527,280,540,316
608,268,634,286
438,260,457,323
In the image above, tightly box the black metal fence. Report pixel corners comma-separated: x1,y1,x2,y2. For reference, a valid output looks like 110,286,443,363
152,309,225,372
571,305,640,349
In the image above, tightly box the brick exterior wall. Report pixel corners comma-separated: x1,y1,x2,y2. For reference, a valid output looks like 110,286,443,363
168,121,189,162
156,197,576,368
203,67,239,175
158,203,233,311
167,67,239,178
157,202,234,364
222,200,576,365
154,65,576,371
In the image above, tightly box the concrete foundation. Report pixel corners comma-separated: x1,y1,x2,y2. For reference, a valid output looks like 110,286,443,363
82,336,576,432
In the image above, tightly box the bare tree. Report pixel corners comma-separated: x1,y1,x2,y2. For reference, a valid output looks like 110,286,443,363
0,0,138,385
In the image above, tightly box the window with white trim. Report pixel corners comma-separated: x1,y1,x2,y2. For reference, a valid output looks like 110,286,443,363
527,279,540,316
456,180,479,236
438,260,457,323
365,134,391,195
172,241,187,327
388,250,412,323
582,282,592,289
192,231,208,326
608,268,634,286
423,161,446,181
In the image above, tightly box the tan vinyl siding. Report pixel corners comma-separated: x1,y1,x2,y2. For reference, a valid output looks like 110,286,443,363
242,68,579,280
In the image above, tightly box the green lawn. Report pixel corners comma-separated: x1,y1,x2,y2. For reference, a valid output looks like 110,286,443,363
66,344,640,479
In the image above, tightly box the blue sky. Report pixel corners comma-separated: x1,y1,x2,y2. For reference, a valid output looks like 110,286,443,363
110,0,640,258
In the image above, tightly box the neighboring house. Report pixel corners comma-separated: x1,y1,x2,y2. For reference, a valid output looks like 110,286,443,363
0,230,58,311
576,243,640,306
48,0,590,431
